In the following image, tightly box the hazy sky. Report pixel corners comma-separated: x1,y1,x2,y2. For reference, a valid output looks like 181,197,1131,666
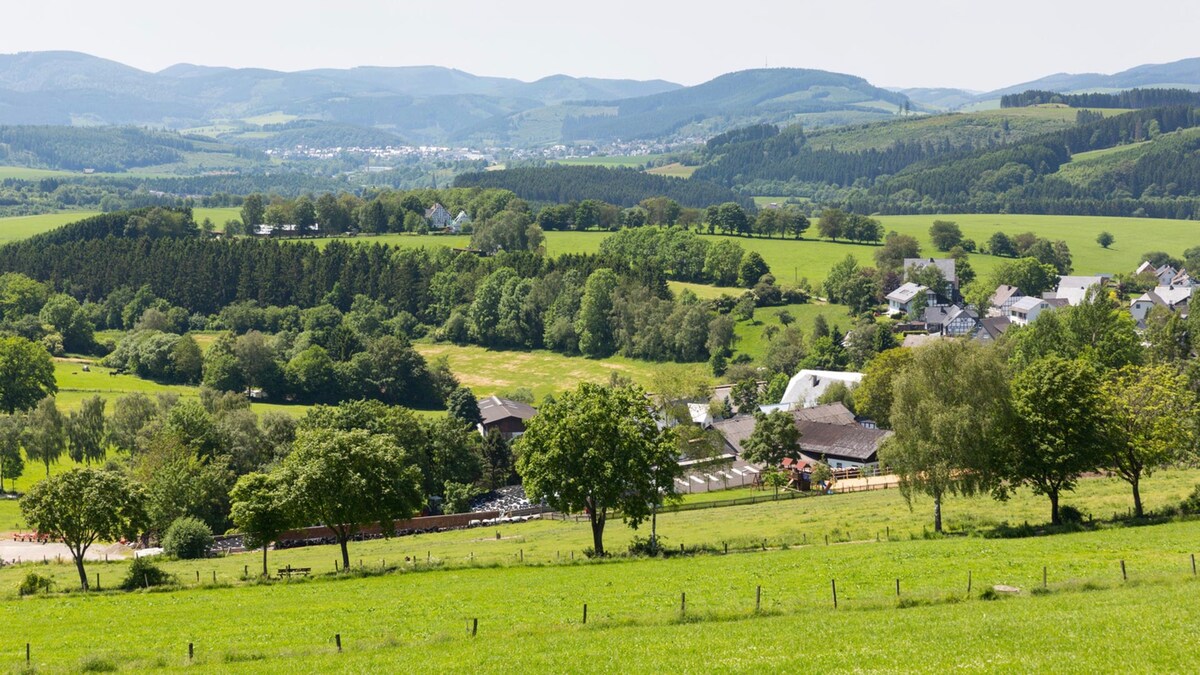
5,0,1199,90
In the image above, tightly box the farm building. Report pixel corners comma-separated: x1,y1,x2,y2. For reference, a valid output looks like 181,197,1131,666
778,370,863,410
450,210,471,233
712,402,890,471
477,396,538,439
425,203,453,229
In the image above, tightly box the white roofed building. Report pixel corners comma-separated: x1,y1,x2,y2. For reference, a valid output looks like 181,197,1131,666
778,370,863,410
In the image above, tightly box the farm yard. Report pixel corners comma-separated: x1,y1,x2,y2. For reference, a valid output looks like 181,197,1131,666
0,470,1199,671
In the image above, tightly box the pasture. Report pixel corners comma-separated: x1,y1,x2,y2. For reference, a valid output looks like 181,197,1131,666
1,469,1199,671
0,212,101,243
413,343,707,404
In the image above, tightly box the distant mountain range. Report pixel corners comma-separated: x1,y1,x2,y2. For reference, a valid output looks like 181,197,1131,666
2,51,1200,148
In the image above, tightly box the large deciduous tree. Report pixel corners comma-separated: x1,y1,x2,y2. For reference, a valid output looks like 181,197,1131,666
1007,356,1107,525
230,472,293,578
0,336,56,414
66,396,107,464
516,382,678,557
23,396,65,477
1101,364,1197,518
20,468,145,590
281,428,423,569
881,341,1009,533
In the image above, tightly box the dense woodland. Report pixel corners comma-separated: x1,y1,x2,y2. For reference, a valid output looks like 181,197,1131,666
693,106,1200,218
454,165,750,209
1000,88,1200,109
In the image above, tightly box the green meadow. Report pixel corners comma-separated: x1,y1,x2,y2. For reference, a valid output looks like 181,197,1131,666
1,469,1199,671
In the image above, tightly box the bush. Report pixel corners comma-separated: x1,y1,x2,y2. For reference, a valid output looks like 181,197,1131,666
628,535,666,556
18,572,54,596
78,656,118,672
1180,484,1200,514
161,516,214,559
1058,505,1085,525
120,556,174,590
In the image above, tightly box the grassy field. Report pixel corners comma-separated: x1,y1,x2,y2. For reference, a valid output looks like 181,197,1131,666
644,162,697,178
551,155,665,169
731,303,850,361
2,470,1199,671
0,211,101,243
414,343,707,404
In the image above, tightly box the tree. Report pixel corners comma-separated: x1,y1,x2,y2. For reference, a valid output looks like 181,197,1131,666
1007,356,1107,525
989,257,1059,297
987,232,1017,257
854,348,912,429
882,341,1009,532
0,336,56,413
1096,231,1115,249
516,382,678,557
704,239,744,286
20,467,145,590
230,472,292,577
576,268,618,357
817,208,848,241
66,396,106,464
240,194,265,228
446,387,483,428
874,232,922,270
0,415,24,492
281,428,423,569
738,251,770,287
1101,365,1197,518
928,220,963,251
107,393,158,453
742,410,801,470
730,378,761,412
482,429,513,489
24,396,65,477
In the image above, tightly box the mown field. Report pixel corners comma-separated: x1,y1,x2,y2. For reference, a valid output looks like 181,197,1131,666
2,470,1199,671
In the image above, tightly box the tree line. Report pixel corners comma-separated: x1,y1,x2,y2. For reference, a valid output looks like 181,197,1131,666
1001,88,1200,109
454,165,751,209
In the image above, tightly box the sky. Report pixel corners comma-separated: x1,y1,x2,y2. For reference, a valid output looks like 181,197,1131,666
4,0,1200,91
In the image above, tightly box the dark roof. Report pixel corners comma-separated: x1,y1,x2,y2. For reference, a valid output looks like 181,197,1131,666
904,257,957,285
792,402,857,426
478,396,538,426
711,415,756,455
979,316,1012,340
796,421,891,462
712,405,886,463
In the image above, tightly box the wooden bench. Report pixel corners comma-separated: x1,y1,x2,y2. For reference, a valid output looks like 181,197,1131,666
277,566,311,579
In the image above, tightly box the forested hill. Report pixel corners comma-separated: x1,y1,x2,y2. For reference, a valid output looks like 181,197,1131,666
695,106,1200,218
453,165,750,209
0,125,263,172
466,68,914,146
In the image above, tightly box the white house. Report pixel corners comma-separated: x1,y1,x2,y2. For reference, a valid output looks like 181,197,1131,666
450,210,471,233
1052,275,1109,306
1008,295,1067,325
1130,285,1192,327
778,370,864,410
425,203,453,229
1137,261,1179,286
886,282,928,316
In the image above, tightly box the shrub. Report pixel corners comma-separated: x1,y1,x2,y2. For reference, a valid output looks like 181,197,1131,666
628,535,666,556
120,556,174,590
1058,505,1085,525
1180,484,1200,514
161,516,214,559
18,572,54,596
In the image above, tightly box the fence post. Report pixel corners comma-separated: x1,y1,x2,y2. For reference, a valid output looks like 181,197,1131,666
1043,566,1047,588
1121,560,1127,581
680,592,686,615
831,579,838,608
212,571,216,583
825,534,829,546
188,643,194,661
583,603,588,624
895,578,900,596
26,643,30,666
471,618,478,637
886,526,890,540
967,570,972,594
335,634,342,652
1193,553,1197,576
756,585,761,613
